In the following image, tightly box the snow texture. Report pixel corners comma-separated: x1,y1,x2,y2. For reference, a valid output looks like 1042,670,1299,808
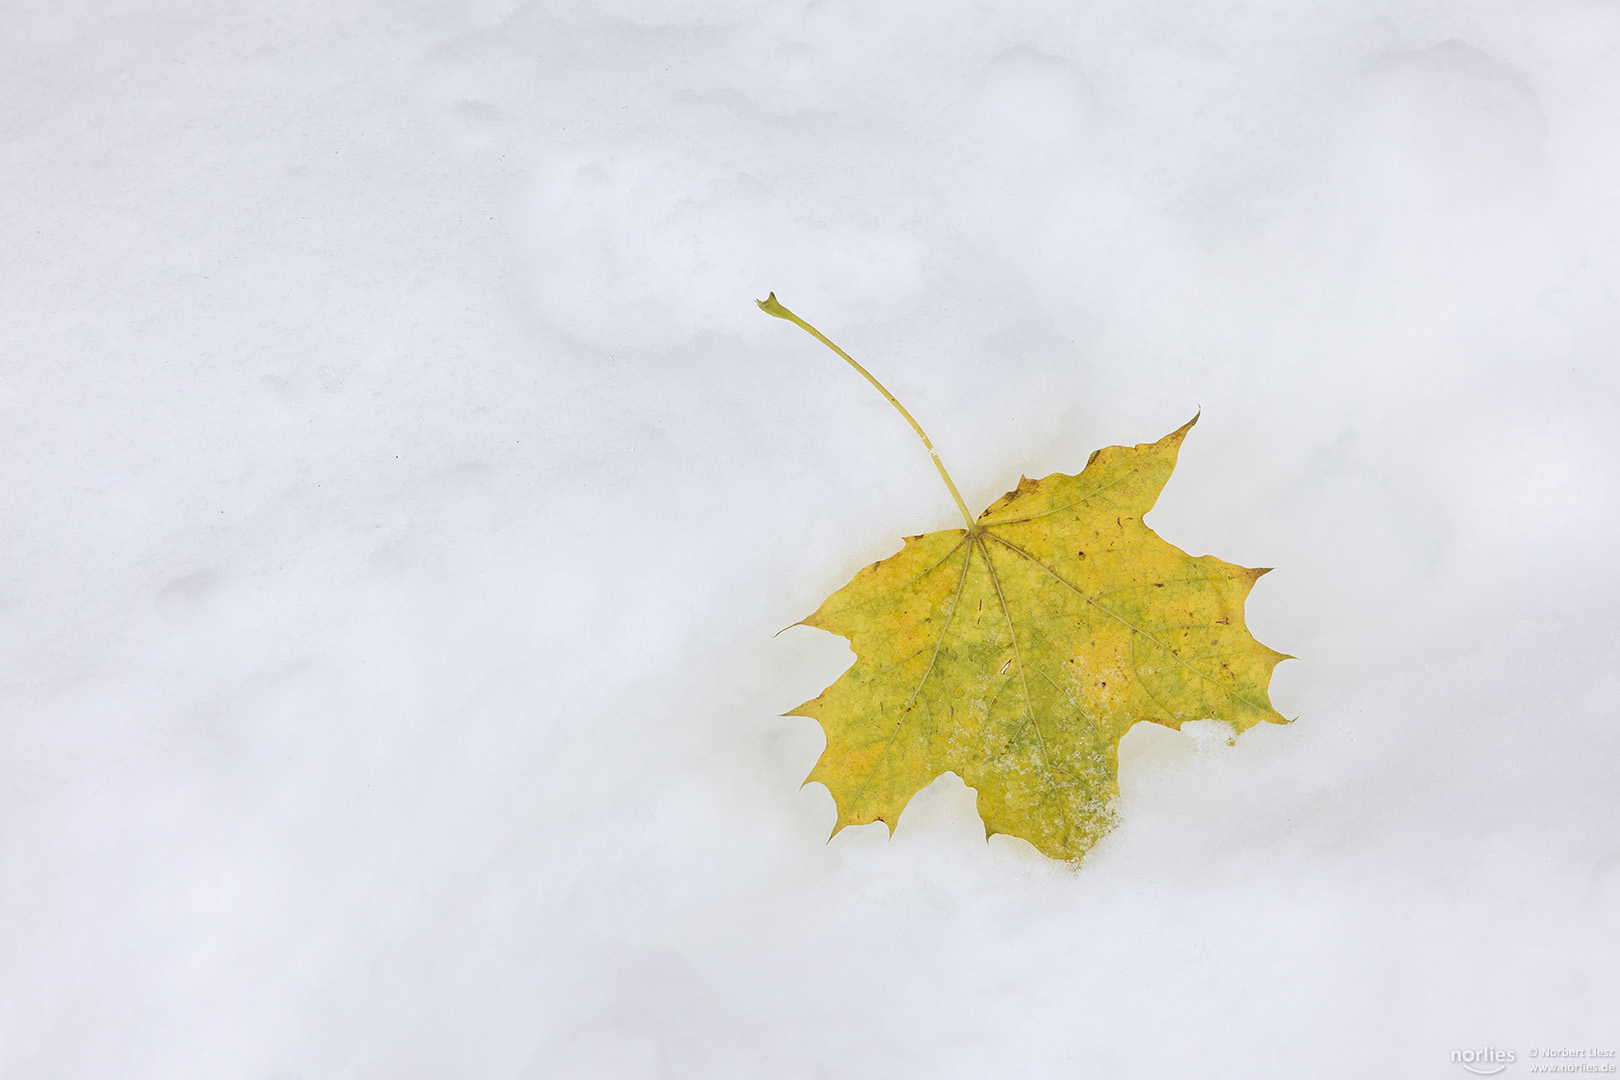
3,1,1617,1076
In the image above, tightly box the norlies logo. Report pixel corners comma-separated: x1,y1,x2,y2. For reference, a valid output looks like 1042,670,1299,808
1454,1047,1517,1075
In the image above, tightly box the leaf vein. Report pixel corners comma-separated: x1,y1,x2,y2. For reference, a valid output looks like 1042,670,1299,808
984,531,1274,715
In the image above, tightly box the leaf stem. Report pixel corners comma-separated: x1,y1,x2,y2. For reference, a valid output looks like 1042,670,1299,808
757,292,978,534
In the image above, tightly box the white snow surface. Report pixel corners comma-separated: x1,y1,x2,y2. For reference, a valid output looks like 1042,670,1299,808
4,1,1618,1076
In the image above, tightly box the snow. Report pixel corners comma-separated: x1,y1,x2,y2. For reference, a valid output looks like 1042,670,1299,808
3,1,1617,1075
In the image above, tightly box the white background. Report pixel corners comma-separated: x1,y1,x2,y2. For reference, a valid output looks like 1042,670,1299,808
3,1,1617,1076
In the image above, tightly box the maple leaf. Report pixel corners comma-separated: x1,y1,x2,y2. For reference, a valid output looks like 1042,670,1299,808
761,294,1290,863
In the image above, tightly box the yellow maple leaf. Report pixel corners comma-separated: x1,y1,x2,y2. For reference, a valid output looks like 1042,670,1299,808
761,294,1291,863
